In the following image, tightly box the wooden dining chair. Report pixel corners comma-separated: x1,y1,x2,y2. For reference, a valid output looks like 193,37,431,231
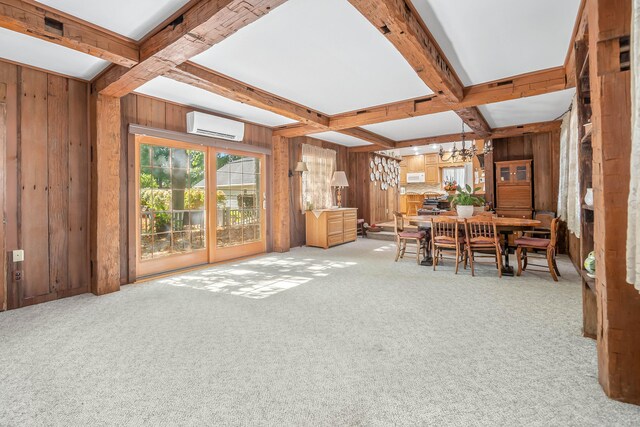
515,217,561,281
393,212,426,264
524,211,555,239
430,216,465,273
463,216,503,278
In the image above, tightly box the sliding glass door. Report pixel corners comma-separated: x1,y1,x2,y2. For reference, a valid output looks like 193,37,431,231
136,136,266,277
211,151,265,262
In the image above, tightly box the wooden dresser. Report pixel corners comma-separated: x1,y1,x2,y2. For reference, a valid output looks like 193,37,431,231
495,160,533,218
305,208,358,249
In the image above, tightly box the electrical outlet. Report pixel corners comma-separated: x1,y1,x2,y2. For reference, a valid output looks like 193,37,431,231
14,271,22,281
13,249,24,263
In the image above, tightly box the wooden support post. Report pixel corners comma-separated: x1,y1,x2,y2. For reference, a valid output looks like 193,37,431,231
0,83,6,311
588,0,640,405
272,135,290,253
90,94,121,295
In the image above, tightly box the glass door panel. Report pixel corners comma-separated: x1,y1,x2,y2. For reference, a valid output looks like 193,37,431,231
136,136,266,275
499,166,511,183
214,152,265,261
514,165,529,182
137,139,207,276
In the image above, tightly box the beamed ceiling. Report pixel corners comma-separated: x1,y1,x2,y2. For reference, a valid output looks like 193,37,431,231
0,0,582,150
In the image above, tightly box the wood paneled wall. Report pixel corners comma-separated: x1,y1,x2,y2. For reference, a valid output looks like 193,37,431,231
488,130,567,254
118,94,274,283
347,152,399,226
288,136,349,248
0,61,90,310
489,130,561,212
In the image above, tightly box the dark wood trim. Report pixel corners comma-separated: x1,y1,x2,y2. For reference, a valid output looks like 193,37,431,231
0,0,138,67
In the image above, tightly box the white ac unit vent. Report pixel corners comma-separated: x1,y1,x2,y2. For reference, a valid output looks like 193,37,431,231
406,172,425,183
186,111,245,142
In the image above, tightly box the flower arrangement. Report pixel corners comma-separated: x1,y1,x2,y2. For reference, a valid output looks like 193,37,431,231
443,179,457,192
448,185,485,207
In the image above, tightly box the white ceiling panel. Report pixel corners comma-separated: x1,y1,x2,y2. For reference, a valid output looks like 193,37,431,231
134,77,297,128
309,131,373,147
0,27,109,80
36,0,190,40
362,111,463,141
478,89,575,128
395,142,455,157
411,0,581,85
191,0,432,115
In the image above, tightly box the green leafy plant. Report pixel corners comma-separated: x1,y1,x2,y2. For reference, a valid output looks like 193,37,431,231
448,185,485,207
216,190,227,206
185,189,206,209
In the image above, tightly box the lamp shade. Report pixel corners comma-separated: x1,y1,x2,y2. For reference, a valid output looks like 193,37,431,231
294,161,308,172
331,171,349,187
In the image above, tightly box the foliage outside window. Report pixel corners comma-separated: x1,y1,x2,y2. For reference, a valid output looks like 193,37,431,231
139,144,206,260
215,153,262,248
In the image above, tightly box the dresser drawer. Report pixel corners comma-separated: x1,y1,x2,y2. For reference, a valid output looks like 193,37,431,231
328,211,344,221
343,231,357,243
343,211,357,220
327,217,344,235
328,234,344,247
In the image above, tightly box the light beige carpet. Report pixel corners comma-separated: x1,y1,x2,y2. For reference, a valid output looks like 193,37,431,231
1,239,639,426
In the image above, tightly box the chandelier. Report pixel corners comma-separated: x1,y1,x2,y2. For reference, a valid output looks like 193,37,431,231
438,122,493,162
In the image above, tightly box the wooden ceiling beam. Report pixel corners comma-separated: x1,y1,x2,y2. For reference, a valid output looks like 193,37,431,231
165,62,330,127
394,120,562,150
454,107,491,138
0,0,139,67
564,0,588,87
93,0,287,97
337,128,395,149
348,0,495,140
347,0,463,103
274,67,570,138
394,132,476,149
332,67,569,130
489,120,562,139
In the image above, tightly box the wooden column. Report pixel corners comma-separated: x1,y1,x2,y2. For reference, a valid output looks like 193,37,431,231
0,82,6,311
588,0,640,404
272,135,290,252
90,94,121,295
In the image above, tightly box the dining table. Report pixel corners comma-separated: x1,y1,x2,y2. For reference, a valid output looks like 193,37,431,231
405,215,541,276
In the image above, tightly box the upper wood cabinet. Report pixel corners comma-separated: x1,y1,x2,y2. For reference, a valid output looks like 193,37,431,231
495,160,533,218
400,165,407,184
424,154,438,165
407,155,425,173
425,164,439,184
496,159,532,185
424,154,439,184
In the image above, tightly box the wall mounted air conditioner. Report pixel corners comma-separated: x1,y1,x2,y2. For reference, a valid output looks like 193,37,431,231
406,172,425,183
186,111,245,141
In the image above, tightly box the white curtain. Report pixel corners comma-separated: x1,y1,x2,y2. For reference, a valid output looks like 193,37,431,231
442,167,465,189
626,0,640,290
302,144,336,210
557,97,581,237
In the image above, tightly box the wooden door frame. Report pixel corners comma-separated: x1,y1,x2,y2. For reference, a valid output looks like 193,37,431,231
208,148,267,263
134,135,210,278
133,135,267,279
1,83,6,311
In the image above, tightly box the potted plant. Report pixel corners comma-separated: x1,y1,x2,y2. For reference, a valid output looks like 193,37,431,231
443,179,457,195
448,185,485,218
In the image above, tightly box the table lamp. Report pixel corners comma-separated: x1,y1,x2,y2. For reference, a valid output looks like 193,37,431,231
331,171,349,208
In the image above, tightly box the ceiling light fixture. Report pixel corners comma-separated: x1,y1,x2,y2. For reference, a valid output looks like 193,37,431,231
438,123,493,162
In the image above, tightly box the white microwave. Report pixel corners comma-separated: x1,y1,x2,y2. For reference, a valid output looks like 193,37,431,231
406,172,425,183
